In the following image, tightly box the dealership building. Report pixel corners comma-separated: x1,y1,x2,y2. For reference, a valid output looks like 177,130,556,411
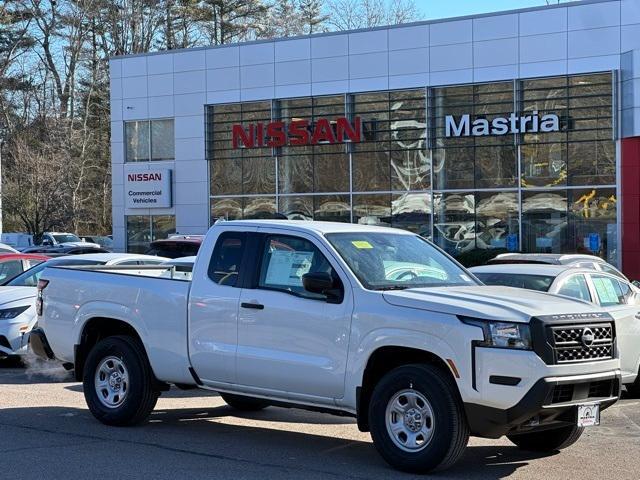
110,0,640,278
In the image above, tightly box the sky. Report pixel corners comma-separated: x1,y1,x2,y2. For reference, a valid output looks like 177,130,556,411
411,0,567,20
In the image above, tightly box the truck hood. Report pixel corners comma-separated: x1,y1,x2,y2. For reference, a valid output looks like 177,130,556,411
382,285,602,323
0,286,36,306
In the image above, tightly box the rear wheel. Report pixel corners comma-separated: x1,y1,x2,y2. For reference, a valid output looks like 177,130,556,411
368,364,469,473
625,373,640,398
507,424,584,451
83,335,159,426
220,392,269,411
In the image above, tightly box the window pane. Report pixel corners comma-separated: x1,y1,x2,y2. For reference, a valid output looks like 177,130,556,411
126,216,150,253
433,192,475,256
592,275,625,306
568,141,615,186
391,193,431,237
569,188,617,263
243,157,276,195
521,143,567,188
521,190,568,253
390,149,430,191
125,121,149,162
211,158,242,195
353,194,391,226
475,191,519,250
353,151,390,191
151,120,175,160
278,155,313,193
475,146,517,188
314,153,349,192
211,197,242,222
280,196,313,220
557,274,591,302
209,233,245,287
152,215,176,241
475,272,554,291
243,196,276,219
258,235,334,300
432,148,474,190
314,195,350,222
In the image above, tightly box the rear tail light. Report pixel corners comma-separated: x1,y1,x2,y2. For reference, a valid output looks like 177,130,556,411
36,279,49,316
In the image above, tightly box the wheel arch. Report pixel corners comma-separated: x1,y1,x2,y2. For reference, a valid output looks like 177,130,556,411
356,346,458,432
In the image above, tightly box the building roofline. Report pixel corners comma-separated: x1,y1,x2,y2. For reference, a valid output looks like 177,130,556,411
110,0,618,60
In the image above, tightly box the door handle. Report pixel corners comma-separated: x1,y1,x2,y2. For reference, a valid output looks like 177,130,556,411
241,302,264,310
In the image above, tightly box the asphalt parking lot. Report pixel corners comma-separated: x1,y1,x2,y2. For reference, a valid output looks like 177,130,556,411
1,359,639,480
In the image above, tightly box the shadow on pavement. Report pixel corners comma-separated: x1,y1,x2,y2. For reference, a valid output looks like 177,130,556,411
0,405,556,479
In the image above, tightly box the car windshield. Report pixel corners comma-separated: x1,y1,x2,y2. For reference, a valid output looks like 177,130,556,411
474,272,555,292
53,234,81,243
5,258,104,287
325,232,478,290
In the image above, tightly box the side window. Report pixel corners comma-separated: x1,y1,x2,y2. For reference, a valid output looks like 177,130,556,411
0,261,23,282
208,233,246,287
599,263,626,280
258,235,338,300
117,260,141,266
617,280,634,304
591,275,625,306
556,274,591,302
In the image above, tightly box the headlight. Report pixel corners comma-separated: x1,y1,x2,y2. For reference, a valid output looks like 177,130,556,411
0,306,30,320
461,317,532,350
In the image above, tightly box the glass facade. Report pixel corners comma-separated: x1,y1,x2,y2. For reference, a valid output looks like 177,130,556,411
125,119,175,162
207,72,616,264
126,215,176,253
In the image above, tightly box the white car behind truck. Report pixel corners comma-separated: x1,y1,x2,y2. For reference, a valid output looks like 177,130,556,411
31,221,621,473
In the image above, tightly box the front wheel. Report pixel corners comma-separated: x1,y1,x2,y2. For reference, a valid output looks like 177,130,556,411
625,373,640,398
83,335,159,426
507,424,584,451
368,364,469,473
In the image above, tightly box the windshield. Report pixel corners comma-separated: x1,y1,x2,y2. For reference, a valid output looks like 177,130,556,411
5,258,104,287
325,232,478,290
53,234,81,243
474,272,555,292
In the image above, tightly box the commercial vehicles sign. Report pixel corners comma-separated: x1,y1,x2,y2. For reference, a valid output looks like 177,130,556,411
232,116,362,148
445,111,560,137
125,169,172,208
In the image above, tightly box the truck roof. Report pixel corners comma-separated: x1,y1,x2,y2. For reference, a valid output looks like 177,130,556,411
216,220,414,235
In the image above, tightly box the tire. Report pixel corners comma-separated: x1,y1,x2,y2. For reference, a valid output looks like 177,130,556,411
368,364,469,474
507,424,584,451
220,392,269,411
625,375,640,398
83,335,159,426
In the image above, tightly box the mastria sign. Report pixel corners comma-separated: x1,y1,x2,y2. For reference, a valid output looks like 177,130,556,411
445,111,560,137
232,117,362,148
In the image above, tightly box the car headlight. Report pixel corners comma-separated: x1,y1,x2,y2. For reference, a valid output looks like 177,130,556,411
461,317,532,350
0,306,30,320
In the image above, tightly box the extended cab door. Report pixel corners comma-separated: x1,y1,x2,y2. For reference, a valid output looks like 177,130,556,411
587,273,640,380
188,227,257,384
236,230,353,401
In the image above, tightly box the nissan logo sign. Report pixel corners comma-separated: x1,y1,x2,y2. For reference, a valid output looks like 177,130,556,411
581,328,595,348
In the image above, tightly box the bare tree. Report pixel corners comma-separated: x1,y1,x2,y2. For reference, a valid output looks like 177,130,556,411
327,0,422,30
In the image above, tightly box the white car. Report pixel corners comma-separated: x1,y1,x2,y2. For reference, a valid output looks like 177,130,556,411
33,221,621,473
40,232,100,249
471,263,640,396
0,253,168,358
0,243,18,254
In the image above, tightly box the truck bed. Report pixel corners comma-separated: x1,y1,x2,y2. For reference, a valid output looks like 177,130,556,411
40,266,193,384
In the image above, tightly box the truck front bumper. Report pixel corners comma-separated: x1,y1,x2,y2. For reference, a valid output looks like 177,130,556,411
464,369,621,438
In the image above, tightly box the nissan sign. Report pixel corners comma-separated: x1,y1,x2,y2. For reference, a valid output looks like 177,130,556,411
125,169,172,208
445,111,560,137
232,117,362,148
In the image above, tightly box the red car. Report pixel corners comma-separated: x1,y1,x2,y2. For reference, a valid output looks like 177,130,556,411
0,253,50,284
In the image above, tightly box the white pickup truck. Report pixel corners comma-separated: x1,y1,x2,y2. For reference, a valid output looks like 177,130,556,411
31,220,621,473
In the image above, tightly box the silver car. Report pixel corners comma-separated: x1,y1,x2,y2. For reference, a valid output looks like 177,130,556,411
470,263,640,397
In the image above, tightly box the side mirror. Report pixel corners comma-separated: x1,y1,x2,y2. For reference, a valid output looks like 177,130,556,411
632,280,640,288
42,239,52,246
302,272,343,303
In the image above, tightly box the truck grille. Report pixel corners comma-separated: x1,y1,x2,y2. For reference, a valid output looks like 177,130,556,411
550,324,614,364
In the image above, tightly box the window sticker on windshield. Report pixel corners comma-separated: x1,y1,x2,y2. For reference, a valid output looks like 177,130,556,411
264,250,314,287
351,241,373,249
592,277,618,304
